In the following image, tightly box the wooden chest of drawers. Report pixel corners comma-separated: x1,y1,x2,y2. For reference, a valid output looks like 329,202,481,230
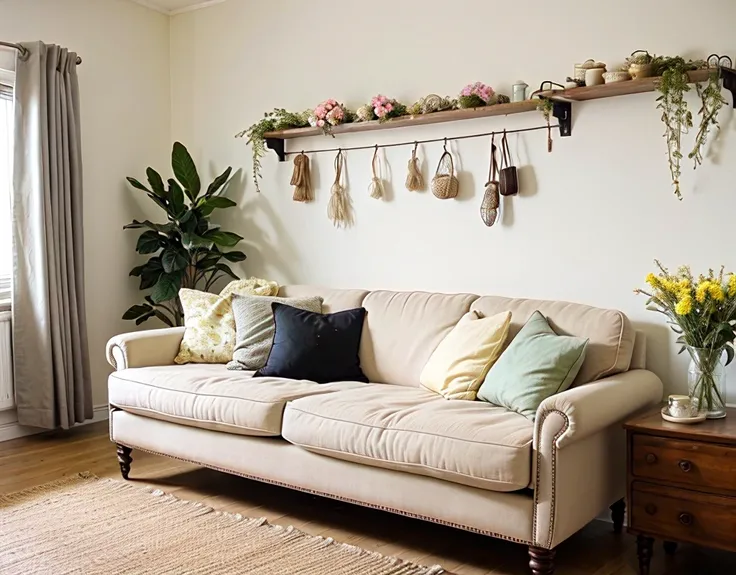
625,406,736,575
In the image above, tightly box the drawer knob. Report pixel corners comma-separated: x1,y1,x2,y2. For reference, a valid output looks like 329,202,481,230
679,460,692,473
645,503,657,515
645,453,658,464
679,512,693,526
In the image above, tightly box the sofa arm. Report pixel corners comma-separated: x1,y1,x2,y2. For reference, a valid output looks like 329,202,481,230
535,369,663,449
531,369,662,549
106,327,185,370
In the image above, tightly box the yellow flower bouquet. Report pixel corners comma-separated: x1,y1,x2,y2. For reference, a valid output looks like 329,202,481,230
636,261,736,418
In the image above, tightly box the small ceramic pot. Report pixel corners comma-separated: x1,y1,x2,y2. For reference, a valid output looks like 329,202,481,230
629,63,652,80
585,68,606,86
603,71,631,83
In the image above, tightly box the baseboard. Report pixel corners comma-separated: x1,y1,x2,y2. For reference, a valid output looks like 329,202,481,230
0,404,109,443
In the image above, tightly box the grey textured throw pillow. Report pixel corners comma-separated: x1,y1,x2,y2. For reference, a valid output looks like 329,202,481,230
229,294,323,370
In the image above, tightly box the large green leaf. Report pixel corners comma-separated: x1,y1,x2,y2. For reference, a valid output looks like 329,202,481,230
181,233,214,251
172,142,201,200
726,345,735,366
203,229,243,247
146,168,166,198
124,219,175,233
205,167,233,197
150,272,182,304
221,250,247,263
196,254,222,271
135,310,157,325
198,196,237,216
214,263,238,280
167,179,186,217
161,248,189,273
136,231,162,254
126,177,151,193
122,303,153,321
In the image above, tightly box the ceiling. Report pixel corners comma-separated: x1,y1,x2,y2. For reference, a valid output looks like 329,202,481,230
131,0,228,15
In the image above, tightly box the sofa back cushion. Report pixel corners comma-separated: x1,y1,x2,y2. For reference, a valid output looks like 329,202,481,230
359,290,478,386
470,296,634,385
278,285,369,313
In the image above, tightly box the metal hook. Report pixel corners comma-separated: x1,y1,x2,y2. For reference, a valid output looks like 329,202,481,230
443,137,448,152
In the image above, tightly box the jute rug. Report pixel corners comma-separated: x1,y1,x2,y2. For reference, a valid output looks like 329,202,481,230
0,473,444,575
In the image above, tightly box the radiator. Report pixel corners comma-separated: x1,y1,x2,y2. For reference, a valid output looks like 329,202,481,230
0,311,12,411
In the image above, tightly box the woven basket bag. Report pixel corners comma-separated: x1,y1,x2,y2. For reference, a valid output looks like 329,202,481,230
431,150,459,200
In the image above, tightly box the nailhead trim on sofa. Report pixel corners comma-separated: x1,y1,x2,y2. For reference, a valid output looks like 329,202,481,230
531,409,570,549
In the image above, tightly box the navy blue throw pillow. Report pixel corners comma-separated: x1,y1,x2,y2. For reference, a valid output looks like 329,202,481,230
254,303,368,383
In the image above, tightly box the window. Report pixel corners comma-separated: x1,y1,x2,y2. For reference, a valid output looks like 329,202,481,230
0,70,12,303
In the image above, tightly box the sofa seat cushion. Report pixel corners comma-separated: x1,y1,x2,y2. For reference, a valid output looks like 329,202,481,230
108,364,366,437
282,385,533,492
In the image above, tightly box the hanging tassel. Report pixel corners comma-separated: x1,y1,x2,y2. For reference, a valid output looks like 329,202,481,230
368,145,385,200
327,149,352,228
291,153,313,202
405,142,424,191
546,116,553,153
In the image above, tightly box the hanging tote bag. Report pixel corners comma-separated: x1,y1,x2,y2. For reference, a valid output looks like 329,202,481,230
499,130,519,197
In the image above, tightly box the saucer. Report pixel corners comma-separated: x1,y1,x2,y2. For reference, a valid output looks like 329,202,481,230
661,406,707,424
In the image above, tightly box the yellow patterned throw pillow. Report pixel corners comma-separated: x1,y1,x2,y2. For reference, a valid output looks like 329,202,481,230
174,278,279,364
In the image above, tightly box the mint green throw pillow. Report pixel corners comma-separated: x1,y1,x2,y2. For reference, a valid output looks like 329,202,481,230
477,311,588,419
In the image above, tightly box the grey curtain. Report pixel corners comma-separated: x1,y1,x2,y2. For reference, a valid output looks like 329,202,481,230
12,42,92,429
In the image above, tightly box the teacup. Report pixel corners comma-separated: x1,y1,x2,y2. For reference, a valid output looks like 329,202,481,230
667,395,692,418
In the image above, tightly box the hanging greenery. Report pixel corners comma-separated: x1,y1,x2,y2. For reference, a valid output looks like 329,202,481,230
235,108,310,192
651,56,717,199
690,70,728,169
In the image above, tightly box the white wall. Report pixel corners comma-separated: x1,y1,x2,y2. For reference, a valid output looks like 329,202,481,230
0,0,171,409
170,0,736,399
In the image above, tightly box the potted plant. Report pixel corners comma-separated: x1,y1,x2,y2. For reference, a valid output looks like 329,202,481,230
636,261,736,419
122,142,246,326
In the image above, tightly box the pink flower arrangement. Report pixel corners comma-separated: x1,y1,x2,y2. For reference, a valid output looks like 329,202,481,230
458,82,495,108
369,94,407,123
309,99,347,130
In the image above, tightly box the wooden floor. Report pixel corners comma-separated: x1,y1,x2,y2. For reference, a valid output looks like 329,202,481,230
1,422,735,575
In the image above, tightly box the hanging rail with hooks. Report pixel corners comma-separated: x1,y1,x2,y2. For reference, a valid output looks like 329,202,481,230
265,123,562,162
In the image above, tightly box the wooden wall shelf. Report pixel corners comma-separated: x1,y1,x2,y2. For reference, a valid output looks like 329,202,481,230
263,100,539,141
543,68,735,104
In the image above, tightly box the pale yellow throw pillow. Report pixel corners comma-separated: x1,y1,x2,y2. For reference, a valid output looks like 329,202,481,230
420,310,512,400
174,278,279,364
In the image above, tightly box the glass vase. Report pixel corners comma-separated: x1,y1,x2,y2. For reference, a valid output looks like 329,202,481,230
687,346,727,419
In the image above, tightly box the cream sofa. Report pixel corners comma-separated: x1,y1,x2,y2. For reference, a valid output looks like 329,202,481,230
106,286,663,575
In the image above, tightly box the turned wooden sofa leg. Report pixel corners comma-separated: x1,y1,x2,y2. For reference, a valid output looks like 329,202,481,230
528,546,555,574
610,498,625,534
116,445,133,480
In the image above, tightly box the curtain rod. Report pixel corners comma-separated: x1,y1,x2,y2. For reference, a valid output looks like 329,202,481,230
0,41,83,65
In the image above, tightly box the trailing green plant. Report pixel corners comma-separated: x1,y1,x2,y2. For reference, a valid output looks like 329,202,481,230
122,142,246,327
235,108,310,192
653,57,706,199
537,97,554,120
689,70,728,169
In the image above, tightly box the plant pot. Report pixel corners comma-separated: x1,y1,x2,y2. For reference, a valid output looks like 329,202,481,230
687,346,727,419
629,63,652,80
